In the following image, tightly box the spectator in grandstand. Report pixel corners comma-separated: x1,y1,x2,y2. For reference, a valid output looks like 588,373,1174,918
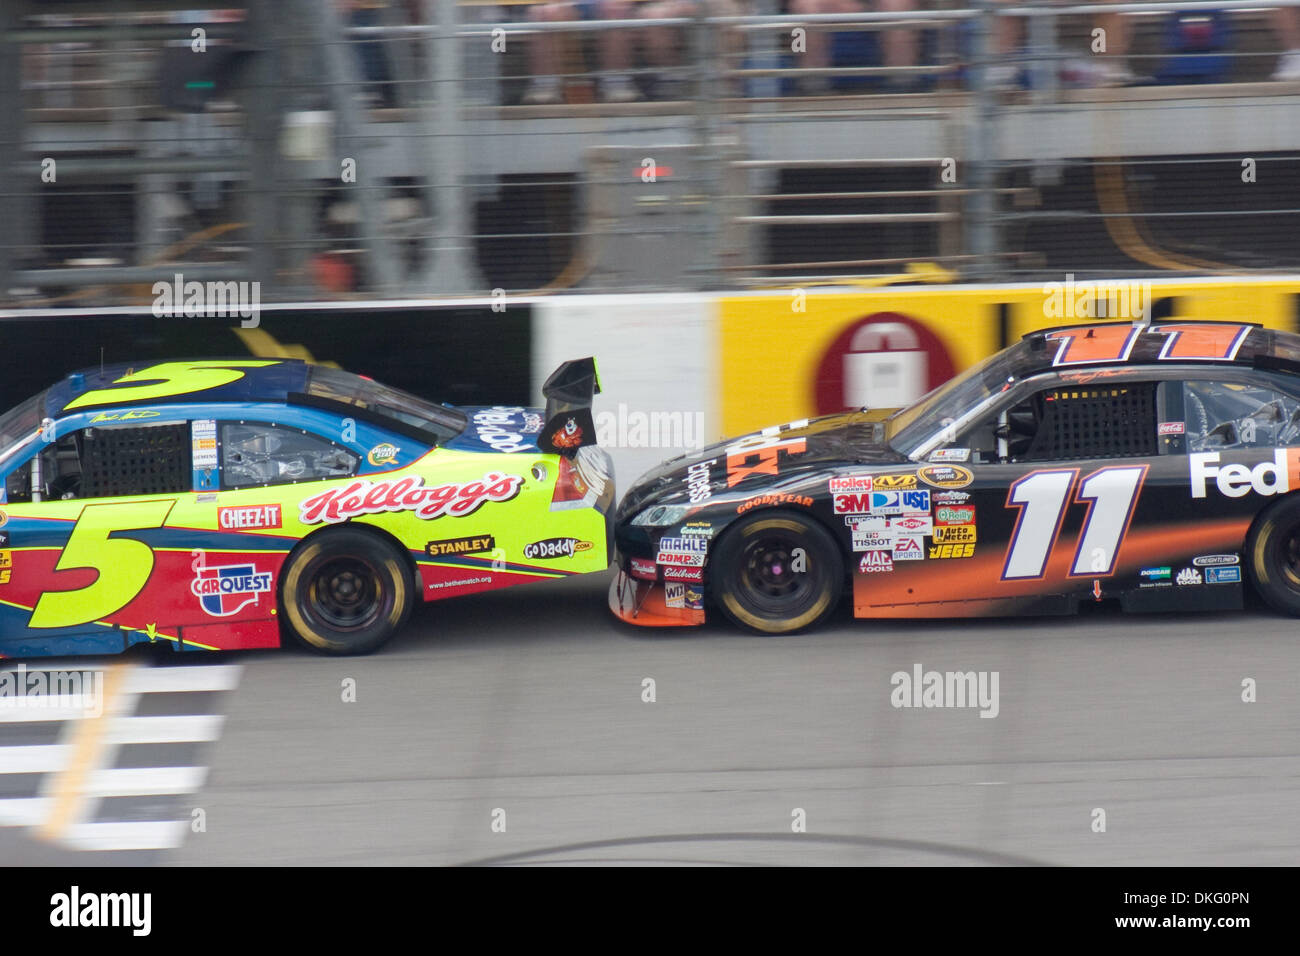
1274,6,1300,80
336,0,399,107
522,1,643,103
635,0,744,99
786,0,921,95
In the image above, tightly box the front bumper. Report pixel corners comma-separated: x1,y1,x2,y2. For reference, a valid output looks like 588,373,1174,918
607,569,706,627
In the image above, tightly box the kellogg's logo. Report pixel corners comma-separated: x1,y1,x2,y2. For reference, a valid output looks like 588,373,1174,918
191,564,273,617
299,473,523,525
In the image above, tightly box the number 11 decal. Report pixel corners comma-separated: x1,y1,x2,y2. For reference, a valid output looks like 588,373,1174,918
1002,465,1147,580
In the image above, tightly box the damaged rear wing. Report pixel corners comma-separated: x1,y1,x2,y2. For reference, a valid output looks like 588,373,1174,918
538,357,601,456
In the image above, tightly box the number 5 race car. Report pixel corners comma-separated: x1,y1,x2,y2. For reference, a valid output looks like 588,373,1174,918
611,320,1300,633
0,357,612,658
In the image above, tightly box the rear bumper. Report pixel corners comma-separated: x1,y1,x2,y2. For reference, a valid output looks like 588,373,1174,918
607,569,706,627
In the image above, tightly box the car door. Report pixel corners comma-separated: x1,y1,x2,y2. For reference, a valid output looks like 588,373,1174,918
855,372,1183,617
0,416,199,656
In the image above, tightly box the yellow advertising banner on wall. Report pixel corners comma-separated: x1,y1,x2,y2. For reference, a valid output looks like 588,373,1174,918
718,278,1300,436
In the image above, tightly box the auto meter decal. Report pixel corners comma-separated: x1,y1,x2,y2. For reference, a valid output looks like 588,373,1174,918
192,564,273,616
523,537,591,560
918,465,973,489
298,473,524,525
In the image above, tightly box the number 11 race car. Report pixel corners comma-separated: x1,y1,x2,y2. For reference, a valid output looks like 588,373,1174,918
0,357,612,658
611,320,1300,633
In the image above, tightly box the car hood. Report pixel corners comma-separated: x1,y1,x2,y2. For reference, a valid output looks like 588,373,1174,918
442,405,547,454
616,410,908,522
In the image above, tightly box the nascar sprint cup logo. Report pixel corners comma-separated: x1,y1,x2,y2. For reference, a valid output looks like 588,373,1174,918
191,564,272,616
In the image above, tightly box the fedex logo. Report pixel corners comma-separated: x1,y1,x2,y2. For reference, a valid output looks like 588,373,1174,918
1189,450,1295,498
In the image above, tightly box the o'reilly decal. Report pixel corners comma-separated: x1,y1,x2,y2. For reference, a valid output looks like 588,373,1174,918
523,537,591,560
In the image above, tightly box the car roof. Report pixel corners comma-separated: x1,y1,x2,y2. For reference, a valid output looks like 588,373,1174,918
47,359,311,416
1017,320,1300,375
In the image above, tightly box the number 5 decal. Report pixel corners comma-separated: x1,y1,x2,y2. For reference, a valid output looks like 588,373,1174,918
1003,465,1147,580
29,500,175,629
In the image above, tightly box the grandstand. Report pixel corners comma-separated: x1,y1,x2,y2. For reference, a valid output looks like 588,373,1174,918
2,0,1300,304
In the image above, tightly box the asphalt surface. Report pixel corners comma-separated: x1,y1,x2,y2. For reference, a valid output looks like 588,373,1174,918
6,571,1299,865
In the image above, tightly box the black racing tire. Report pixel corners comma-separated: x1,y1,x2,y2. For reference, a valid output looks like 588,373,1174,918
709,509,844,635
1247,495,1300,616
280,527,414,655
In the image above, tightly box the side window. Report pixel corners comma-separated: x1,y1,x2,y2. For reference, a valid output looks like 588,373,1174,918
1181,380,1300,452
965,381,1160,463
221,422,358,489
7,423,191,502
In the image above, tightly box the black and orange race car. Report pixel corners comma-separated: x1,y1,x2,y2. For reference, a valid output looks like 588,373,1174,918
611,320,1300,633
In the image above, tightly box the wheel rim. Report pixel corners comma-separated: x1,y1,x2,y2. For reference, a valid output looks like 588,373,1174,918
1278,526,1300,591
306,554,388,631
737,531,818,614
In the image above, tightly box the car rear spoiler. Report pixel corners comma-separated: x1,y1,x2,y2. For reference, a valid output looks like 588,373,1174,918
538,357,601,456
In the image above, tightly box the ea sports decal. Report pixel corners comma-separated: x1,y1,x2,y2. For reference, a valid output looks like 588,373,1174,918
192,564,273,617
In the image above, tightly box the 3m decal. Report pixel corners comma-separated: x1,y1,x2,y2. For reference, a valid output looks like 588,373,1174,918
29,500,175,630
191,563,273,617
1002,465,1146,580
64,361,277,410
299,473,523,525
218,504,283,530
834,492,873,515
426,535,497,557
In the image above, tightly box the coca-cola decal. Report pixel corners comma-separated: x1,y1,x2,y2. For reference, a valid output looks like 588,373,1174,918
299,473,524,525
